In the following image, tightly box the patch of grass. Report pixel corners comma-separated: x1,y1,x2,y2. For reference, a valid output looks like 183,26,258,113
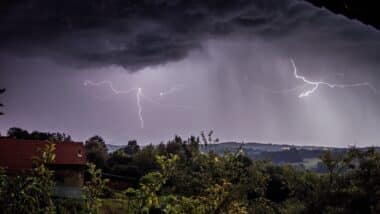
100,199,131,214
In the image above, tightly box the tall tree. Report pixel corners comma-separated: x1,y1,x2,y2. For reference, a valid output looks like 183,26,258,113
85,135,108,169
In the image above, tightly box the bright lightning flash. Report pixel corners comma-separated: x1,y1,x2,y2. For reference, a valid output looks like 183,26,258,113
84,80,138,95
291,59,378,98
84,80,144,128
136,87,144,128
84,80,191,128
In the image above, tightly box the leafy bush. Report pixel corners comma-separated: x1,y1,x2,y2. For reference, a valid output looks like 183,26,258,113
0,143,56,213
1,133,380,213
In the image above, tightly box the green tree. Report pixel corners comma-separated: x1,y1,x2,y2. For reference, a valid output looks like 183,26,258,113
85,135,108,169
0,143,56,213
84,163,109,213
133,145,160,176
120,155,180,213
124,140,140,155
320,151,340,187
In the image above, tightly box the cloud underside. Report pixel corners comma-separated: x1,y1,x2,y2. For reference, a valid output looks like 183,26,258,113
0,0,379,70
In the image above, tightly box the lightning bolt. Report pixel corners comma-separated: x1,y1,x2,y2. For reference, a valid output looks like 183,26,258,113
250,68,344,95
252,84,307,94
291,59,378,98
136,87,144,128
84,80,138,95
84,80,192,128
84,80,144,128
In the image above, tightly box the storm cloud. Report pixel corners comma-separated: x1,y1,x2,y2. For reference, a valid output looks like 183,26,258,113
1,0,380,146
1,0,379,71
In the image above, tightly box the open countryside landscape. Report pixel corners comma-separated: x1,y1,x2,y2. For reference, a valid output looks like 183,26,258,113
1,0,380,213
1,128,380,213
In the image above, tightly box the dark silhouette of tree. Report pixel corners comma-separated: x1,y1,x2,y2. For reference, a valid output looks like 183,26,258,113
85,135,108,169
0,88,5,115
6,127,71,142
123,140,140,155
7,127,30,139
48,132,72,142
133,144,159,177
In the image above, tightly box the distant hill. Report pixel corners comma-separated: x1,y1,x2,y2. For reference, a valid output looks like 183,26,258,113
201,141,338,155
202,142,379,171
106,144,124,153
107,141,379,172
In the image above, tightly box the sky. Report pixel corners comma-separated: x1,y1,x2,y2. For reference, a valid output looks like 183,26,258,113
0,0,380,147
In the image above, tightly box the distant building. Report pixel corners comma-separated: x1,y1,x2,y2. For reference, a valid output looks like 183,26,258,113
0,139,87,198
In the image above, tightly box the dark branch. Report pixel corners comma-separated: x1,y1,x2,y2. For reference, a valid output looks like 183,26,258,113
0,88,5,115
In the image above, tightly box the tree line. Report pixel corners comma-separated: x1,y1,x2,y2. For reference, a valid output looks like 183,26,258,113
1,128,380,213
84,132,380,213
3,127,72,142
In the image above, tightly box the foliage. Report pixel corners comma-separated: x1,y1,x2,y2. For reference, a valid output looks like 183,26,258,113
0,143,57,213
54,198,84,214
85,135,109,169
117,155,179,213
1,132,380,213
201,130,219,147
83,163,109,213
124,140,140,155
6,127,71,142
106,135,380,214
0,168,6,196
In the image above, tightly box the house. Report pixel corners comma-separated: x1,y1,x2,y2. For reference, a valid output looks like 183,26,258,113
0,139,87,198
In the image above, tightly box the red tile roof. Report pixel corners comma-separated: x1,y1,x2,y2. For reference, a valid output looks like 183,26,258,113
0,139,87,170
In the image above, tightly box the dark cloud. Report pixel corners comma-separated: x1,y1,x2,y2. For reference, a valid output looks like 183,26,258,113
0,0,333,70
1,0,380,146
